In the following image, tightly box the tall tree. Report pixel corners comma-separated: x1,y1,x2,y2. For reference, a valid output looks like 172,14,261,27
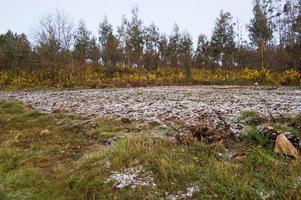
248,0,274,69
167,24,181,67
291,0,301,69
0,31,32,73
88,37,101,66
143,23,160,70
194,34,211,68
158,34,169,66
292,0,301,41
99,17,120,75
32,9,74,51
74,20,92,65
32,9,74,78
117,7,144,67
179,32,193,79
211,10,236,68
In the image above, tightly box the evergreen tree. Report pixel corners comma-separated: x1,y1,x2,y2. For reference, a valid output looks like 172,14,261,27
88,37,101,66
143,23,160,70
211,10,236,68
0,31,32,73
99,17,120,75
117,7,144,67
179,32,193,79
74,20,92,65
194,34,211,68
158,34,169,66
167,24,181,67
248,0,274,69
291,0,301,69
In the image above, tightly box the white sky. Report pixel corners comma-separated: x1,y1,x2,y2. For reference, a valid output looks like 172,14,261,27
0,0,253,42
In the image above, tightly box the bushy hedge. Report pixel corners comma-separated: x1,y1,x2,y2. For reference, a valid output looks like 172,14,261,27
0,66,300,89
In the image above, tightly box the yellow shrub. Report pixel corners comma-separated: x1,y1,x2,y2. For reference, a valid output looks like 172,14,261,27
178,72,185,81
1,65,300,89
11,70,36,88
279,69,301,85
0,71,9,85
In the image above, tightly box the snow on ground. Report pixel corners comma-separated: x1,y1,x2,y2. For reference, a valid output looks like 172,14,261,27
0,86,300,126
105,166,156,189
165,185,200,199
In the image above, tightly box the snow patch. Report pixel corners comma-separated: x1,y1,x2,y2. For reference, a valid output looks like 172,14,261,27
106,166,156,189
165,185,200,199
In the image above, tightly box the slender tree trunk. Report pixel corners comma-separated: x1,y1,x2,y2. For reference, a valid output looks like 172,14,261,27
260,42,265,70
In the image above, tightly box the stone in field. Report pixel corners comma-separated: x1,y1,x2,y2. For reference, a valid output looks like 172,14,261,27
274,134,300,159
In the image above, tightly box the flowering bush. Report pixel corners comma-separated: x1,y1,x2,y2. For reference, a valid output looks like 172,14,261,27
0,66,300,89
278,69,301,85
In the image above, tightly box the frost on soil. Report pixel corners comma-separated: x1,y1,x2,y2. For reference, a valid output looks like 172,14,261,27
105,166,156,189
165,185,200,199
0,86,300,129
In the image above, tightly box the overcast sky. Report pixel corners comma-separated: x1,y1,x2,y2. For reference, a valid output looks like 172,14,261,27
0,0,253,42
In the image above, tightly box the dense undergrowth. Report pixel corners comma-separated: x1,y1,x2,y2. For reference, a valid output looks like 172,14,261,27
0,101,301,199
0,67,300,89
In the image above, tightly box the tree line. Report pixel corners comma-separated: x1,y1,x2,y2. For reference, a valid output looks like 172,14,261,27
0,0,301,80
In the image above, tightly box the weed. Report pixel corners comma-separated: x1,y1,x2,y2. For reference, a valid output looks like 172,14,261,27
244,126,270,147
240,110,264,125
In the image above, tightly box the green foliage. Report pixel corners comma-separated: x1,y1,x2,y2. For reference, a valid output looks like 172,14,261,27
0,100,25,114
273,124,300,137
248,0,274,48
241,110,259,119
99,17,120,76
295,113,301,123
240,110,264,125
74,20,95,65
211,10,236,67
244,125,270,146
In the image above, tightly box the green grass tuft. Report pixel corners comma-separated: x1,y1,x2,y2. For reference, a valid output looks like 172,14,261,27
244,126,270,147
0,101,26,114
240,110,264,125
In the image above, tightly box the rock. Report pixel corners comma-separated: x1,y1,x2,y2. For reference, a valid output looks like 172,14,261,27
40,129,50,135
258,125,301,149
283,132,301,148
274,134,300,159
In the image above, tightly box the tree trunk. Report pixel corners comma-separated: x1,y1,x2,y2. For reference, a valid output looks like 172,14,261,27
261,42,265,70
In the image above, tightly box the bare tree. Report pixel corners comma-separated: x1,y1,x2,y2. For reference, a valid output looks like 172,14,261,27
32,9,74,51
31,9,74,79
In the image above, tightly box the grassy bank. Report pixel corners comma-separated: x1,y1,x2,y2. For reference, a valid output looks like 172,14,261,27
0,67,300,89
0,101,301,199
